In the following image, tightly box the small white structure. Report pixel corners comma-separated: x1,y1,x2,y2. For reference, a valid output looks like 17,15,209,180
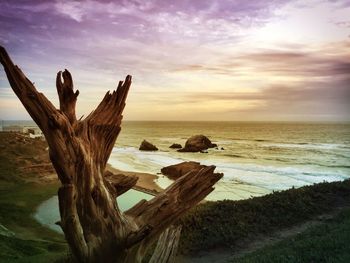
1,124,43,138
23,126,43,138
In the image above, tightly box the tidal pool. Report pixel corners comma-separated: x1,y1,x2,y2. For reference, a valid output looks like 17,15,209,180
34,189,153,233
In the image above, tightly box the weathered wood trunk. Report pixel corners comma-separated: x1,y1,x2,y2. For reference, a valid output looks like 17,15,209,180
149,225,182,263
0,46,223,263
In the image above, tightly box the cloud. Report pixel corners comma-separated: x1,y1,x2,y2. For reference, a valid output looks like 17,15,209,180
236,50,350,77
172,42,350,80
186,79,350,103
54,1,85,22
175,76,350,120
0,0,349,121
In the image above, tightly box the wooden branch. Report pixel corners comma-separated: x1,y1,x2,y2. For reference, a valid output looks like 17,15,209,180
149,225,182,263
78,75,131,166
0,46,76,185
126,224,153,248
126,166,223,241
0,46,60,134
1,46,223,262
56,70,79,125
58,184,88,262
104,170,138,197
83,76,131,127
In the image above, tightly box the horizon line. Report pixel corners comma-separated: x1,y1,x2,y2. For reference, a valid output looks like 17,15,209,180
1,119,350,124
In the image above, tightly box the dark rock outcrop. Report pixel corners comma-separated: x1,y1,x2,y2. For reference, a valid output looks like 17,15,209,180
169,143,182,149
139,140,158,151
160,161,207,180
178,135,217,152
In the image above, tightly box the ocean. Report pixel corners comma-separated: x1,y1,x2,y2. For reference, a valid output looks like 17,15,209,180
111,121,350,201
3,120,350,201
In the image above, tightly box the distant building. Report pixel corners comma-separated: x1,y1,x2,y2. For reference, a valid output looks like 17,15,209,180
23,126,43,138
1,125,43,138
23,126,41,134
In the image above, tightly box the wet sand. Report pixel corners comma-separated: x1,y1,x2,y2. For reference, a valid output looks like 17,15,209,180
107,164,163,194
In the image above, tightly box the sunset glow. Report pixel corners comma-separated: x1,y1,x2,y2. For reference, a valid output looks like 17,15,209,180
0,0,349,121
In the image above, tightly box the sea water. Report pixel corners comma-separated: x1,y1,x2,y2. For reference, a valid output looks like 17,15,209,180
109,121,350,201
4,120,350,200
16,121,350,231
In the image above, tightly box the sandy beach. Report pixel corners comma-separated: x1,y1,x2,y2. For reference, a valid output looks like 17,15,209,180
0,132,163,195
107,164,163,194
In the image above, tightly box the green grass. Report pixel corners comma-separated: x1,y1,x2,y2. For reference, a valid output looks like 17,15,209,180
0,182,63,240
233,208,350,263
179,180,350,254
0,181,68,262
0,133,67,262
0,235,67,263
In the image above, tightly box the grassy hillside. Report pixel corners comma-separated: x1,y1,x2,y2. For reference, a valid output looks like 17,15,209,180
179,180,350,254
0,132,67,262
233,208,350,263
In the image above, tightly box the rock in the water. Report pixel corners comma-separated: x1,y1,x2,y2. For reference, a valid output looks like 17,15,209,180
160,161,207,180
139,140,158,151
169,143,182,149
178,135,217,152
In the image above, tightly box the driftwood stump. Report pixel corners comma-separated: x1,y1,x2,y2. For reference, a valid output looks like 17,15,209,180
0,46,223,263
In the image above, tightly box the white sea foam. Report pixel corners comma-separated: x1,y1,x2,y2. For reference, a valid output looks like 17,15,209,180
262,142,347,150
110,147,185,174
20,121,350,227
109,145,350,198
155,176,174,189
214,140,234,145
203,160,349,189
206,181,270,201
158,137,183,142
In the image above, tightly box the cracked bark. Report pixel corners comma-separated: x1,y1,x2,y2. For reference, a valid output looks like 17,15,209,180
0,46,223,263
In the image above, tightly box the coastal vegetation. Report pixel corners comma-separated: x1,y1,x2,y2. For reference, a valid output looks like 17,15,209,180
234,207,350,263
0,132,66,262
180,179,350,255
1,132,350,262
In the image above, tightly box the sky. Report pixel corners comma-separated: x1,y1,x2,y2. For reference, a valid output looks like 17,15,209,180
0,0,349,121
